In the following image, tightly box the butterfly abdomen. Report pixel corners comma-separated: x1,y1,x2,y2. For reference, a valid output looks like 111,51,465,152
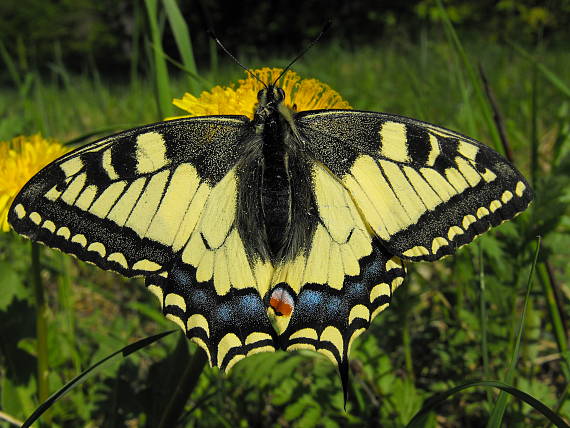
255,100,320,263
261,119,291,256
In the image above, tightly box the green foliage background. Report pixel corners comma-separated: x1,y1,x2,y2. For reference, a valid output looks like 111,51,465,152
0,1,569,427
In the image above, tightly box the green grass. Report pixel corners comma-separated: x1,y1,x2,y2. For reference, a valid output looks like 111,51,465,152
1,21,569,428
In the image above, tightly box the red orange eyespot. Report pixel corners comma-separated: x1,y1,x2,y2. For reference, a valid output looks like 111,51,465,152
269,287,294,316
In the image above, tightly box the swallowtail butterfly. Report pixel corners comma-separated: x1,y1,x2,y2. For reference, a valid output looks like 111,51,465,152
8,77,532,396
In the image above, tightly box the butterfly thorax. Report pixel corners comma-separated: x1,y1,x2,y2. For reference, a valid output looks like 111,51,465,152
243,86,318,263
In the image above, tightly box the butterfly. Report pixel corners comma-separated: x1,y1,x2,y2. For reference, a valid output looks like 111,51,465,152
8,76,532,398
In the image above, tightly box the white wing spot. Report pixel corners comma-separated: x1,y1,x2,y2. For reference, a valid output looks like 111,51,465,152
87,242,106,258
60,157,84,176
71,234,87,247
41,220,56,233
132,259,161,272
135,132,168,174
56,227,71,240
14,204,26,219
515,181,526,197
108,252,128,269
30,212,42,225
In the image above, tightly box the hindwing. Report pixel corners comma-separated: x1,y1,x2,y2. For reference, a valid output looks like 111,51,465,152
266,163,406,392
8,116,277,370
297,110,533,261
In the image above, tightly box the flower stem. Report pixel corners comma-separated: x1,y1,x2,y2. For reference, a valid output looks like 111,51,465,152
31,243,50,417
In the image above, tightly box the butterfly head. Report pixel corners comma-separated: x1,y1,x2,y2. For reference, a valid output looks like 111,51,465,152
257,85,285,109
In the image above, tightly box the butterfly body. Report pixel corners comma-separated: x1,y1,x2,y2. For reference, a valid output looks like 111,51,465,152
8,78,532,396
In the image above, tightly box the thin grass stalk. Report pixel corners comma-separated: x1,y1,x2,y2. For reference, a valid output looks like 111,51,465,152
402,310,414,381
0,410,23,427
22,331,176,428
398,276,414,380
545,261,568,341
435,0,503,152
31,243,50,424
32,74,49,135
537,263,568,360
56,254,80,372
487,237,541,427
478,244,491,403
530,65,539,189
0,40,22,89
130,0,142,91
144,0,172,118
455,256,465,314
209,38,218,75
543,382,569,428
509,42,570,98
158,48,210,86
454,55,478,139
478,64,514,163
157,348,208,428
408,380,568,428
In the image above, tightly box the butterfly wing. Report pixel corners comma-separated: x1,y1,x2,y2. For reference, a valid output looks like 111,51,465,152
267,108,531,391
267,162,406,393
297,110,533,262
8,116,277,371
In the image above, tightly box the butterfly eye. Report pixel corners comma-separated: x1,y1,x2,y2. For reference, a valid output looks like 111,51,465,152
275,87,285,102
257,89,266,102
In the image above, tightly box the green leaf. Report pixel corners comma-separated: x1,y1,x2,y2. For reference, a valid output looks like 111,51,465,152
283,395,311,421
0,261,25,310
297,405,321,427
1,376,35,423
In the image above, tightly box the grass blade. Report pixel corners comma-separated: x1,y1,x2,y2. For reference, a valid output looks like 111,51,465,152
0,40,22,88
157,347,209,427
406,380,568,428
163,0,199,94
478,244,491,403
538,263,568,360
436,0,503,152
144,0,173,118
21,330,176,428
509,42,570,98
479,64,514,163
31,243,50,423
62,125,144,147
487,237,541,427
530,66,539,188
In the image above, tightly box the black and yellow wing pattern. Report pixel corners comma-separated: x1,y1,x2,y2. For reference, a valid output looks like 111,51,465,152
8,84,532,396
9,117,279,371
298,110,531,261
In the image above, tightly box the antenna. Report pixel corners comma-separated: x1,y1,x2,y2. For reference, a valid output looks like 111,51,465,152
207,30,267,88
272,20,332,86
208,21,332,88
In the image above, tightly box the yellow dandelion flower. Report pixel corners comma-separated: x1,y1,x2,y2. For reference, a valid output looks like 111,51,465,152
0,134,69,232
172,67,351,119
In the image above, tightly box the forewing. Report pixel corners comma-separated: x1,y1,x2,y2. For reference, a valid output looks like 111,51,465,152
9,116,277,370
297,110,533,262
